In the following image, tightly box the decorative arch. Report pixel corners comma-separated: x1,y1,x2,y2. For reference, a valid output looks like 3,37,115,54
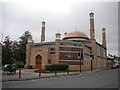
35,55,42,69
36,55,42,59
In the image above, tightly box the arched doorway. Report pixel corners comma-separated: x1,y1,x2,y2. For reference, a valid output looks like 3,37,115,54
35,55,42,69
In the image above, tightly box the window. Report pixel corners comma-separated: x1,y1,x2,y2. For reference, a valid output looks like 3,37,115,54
84,46,90,56
50,48,55,55
51,48,55,51
97,45,100,57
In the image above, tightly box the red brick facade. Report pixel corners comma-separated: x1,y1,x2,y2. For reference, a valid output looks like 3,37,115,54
59,46,83,65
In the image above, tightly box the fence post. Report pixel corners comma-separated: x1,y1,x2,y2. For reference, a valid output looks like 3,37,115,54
19,68,21,79
55,68,57,76
67,67,69,75
39,69,41,77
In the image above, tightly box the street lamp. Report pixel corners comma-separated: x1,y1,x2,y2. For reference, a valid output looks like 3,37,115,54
90,52,94,71
77,52,83,73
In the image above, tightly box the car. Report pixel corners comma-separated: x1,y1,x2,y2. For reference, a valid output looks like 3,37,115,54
2,64,16,74
116,64,120,68
111,65,117,69
2,64,10,68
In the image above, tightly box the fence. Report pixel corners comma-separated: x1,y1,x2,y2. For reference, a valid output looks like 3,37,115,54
2,68,81,81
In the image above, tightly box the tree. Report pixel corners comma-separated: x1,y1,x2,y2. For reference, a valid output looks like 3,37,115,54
2,36,14,65
18,31,31,64
2,31,32,66
12,40,20,63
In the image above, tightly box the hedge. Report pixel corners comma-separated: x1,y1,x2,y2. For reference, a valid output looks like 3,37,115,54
45,63,69,71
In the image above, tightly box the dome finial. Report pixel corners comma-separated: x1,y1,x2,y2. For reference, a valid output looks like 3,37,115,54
58,28,59,33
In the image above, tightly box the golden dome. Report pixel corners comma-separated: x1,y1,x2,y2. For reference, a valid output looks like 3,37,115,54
64,31,88,39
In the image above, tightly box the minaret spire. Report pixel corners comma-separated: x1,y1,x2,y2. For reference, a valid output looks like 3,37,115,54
58,29,59,33
102,27,106,48
89,11,95,40
55,31,61,63
41,20,46,42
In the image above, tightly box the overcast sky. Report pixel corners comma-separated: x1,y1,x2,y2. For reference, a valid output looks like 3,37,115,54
0,0,119,56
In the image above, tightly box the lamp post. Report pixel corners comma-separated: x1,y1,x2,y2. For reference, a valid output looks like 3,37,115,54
91,59,92,71
90,52,94,71
78,55,81,73
77,52,83,73
80,58,81,73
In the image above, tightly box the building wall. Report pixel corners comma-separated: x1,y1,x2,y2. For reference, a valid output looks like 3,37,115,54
0,43,2,67
83,55,91,71
50,55,57,64
106,60,113,68
85,41,107,70
96,57,106,69
59,45,92,71
30,48,61,69
59,46,83,65
26,40,107,70
30,48,50,69
96,43,107,69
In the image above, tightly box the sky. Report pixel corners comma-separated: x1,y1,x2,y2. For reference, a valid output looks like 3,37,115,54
0,0,119,56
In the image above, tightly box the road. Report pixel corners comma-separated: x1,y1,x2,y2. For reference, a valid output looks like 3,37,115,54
2,68,119,88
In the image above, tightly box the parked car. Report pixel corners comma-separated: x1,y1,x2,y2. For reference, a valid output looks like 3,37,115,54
116,64,120,68
2,64,16,73
111,65,117,69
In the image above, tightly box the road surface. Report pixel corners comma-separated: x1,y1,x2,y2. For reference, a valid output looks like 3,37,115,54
2,68,119,88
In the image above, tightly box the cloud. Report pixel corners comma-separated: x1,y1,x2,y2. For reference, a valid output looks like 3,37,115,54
1,1,118,56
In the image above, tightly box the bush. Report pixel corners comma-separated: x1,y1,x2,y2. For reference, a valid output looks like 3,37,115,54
34,69,50,73
45,63,69,71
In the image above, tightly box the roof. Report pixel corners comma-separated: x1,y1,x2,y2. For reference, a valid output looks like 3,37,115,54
96,42,107,50
31,40,88,48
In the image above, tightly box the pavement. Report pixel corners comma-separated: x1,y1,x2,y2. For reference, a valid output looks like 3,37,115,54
2,68,110,82
2,68,119,88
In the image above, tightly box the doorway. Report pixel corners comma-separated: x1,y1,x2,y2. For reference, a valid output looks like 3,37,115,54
35,55,42,69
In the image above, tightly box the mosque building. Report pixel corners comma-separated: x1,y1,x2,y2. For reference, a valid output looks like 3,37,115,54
25,12,107,70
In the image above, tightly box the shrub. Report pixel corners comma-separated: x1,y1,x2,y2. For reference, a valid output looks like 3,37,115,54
34,69,50,73
45,63,69,71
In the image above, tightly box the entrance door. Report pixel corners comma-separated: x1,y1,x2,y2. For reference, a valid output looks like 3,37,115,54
35,55,42,69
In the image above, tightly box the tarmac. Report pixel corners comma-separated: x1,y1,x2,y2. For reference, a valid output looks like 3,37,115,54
1,68,109,82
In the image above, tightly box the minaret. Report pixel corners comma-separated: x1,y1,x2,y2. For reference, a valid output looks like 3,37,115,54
89,11,95,40
89,11,97,70
26,35,33,68
41,21,46,42
102,28,106,48
55,32,61,40
55,32,61,63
